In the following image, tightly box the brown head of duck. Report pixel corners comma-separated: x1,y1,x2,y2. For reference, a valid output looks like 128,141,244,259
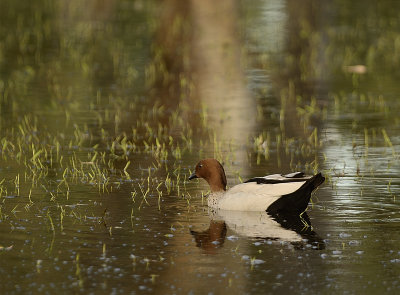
189,159,227,192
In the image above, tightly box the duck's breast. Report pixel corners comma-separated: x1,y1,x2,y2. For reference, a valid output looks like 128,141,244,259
213,181,306,211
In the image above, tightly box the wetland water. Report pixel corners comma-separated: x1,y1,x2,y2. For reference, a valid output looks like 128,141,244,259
1,0,400,294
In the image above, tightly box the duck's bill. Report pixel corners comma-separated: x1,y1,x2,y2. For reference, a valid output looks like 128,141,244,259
188,172,198,180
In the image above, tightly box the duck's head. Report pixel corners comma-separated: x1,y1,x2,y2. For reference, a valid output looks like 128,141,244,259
189,158,227,192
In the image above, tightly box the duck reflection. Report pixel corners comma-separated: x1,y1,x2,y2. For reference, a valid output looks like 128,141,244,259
190,221,227,255
191,210,324,252
269,211,325,250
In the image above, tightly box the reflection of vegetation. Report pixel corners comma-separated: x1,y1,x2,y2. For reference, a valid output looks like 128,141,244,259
242,0,400,177
0,1,200,204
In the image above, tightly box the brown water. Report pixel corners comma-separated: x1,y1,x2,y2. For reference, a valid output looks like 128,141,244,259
1,0,400,294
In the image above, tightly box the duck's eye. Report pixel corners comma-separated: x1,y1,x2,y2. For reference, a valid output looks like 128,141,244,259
198,164,203,168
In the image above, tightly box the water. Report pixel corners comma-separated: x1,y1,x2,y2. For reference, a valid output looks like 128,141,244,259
1,0,400,294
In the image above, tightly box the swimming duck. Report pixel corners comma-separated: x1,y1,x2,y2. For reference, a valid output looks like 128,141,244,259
188,158,325,213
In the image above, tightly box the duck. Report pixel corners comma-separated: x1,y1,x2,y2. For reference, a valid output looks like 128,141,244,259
188,158,325,214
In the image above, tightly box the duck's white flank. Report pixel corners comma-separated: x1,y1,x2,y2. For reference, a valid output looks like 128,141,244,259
208,181,306,211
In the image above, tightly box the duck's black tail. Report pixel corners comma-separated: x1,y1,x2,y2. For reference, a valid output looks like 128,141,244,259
266,173,325,215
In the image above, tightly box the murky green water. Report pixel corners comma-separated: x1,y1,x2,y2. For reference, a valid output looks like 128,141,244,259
1,0,400,294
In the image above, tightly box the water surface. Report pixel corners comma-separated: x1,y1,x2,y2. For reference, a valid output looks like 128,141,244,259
1,0,400,294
